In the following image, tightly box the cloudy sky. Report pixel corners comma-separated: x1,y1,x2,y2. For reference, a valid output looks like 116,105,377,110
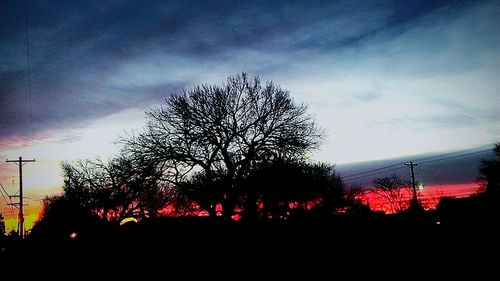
1,0,499,226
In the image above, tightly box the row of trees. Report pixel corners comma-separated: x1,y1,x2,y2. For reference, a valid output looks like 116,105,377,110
60,155,174,220
39,73,363,226
35,72,500,230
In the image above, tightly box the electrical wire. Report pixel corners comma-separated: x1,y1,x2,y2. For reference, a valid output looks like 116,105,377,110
0,182,16,217
416,149,492,165
342,162,404,179
0,184,11,205
341,146,493,180
25,0,34,140
343,166,407,181
24,196,43,202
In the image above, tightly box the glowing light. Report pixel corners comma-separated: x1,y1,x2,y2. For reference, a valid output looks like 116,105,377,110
418,183,425,191
119,217,138,225
70,232,78,240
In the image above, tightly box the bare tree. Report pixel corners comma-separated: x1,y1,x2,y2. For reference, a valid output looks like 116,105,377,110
123,73,323,217
61,153,175,221
373,175,412,213
343,184,365,205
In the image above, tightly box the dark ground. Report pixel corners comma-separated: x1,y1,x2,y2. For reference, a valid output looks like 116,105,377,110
2,214,499,276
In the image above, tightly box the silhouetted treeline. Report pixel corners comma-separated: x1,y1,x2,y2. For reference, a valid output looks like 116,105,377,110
437,143,500,228
122,73,324,219
25,74,371,242
60,155,174,220
26,73,499,249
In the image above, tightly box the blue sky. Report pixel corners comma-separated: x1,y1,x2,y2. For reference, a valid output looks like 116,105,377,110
1,0,499,167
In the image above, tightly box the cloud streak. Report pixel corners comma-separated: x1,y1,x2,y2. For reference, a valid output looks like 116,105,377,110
0,0,498,164
2,0,500,227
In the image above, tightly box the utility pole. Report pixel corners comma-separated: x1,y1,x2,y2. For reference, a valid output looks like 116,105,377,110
6,157,35,238
404,161,420,210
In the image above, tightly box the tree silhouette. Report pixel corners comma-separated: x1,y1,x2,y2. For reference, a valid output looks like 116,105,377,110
241,160,343,220
343,185,364,205
437,143,500,227
479,142,500,197
124,73,323,218
342,184,371,215
373,175,412,213
61,153,175,221
30,195,99,240
0,213,5,237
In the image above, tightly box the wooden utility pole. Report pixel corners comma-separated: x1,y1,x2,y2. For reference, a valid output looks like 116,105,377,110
6,157,35,238
404,161,420,210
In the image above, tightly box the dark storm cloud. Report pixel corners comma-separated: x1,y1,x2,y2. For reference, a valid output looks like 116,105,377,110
0,0,473,144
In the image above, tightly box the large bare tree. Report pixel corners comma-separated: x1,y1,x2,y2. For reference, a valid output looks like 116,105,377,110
124,73,323,217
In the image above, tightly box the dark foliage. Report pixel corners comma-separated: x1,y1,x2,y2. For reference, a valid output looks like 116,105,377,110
479,142,500,196
30,195,100,241
123,73,323,217
0,213,5,237
61,154,175,221
437,143,500,227
240,160,344,220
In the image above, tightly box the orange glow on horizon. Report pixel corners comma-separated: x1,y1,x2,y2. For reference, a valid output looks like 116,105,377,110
0,182,483,233
2,201,42,234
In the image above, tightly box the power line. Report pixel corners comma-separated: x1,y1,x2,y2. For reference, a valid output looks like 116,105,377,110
0,184,11,205
24,0,34,140
24,196,43,202
0,182,16,218
343,166,406,181
342,162,404,179
6,157,36,238
342,147,493,180
416,149,492,165
411,144,493,163
418,161,482,180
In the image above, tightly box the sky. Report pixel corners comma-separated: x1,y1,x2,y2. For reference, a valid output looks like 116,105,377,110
1,0,499,230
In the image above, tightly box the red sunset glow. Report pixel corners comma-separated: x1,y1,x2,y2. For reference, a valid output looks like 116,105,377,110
361,183,482,213
0,181,484,233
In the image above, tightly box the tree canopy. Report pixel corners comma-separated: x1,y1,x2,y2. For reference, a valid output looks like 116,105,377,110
124,73,323,217
0,213,5,237
479,143,500,196
61,154,174,221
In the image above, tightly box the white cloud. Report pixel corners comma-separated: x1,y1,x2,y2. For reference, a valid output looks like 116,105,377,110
262,1,500,163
